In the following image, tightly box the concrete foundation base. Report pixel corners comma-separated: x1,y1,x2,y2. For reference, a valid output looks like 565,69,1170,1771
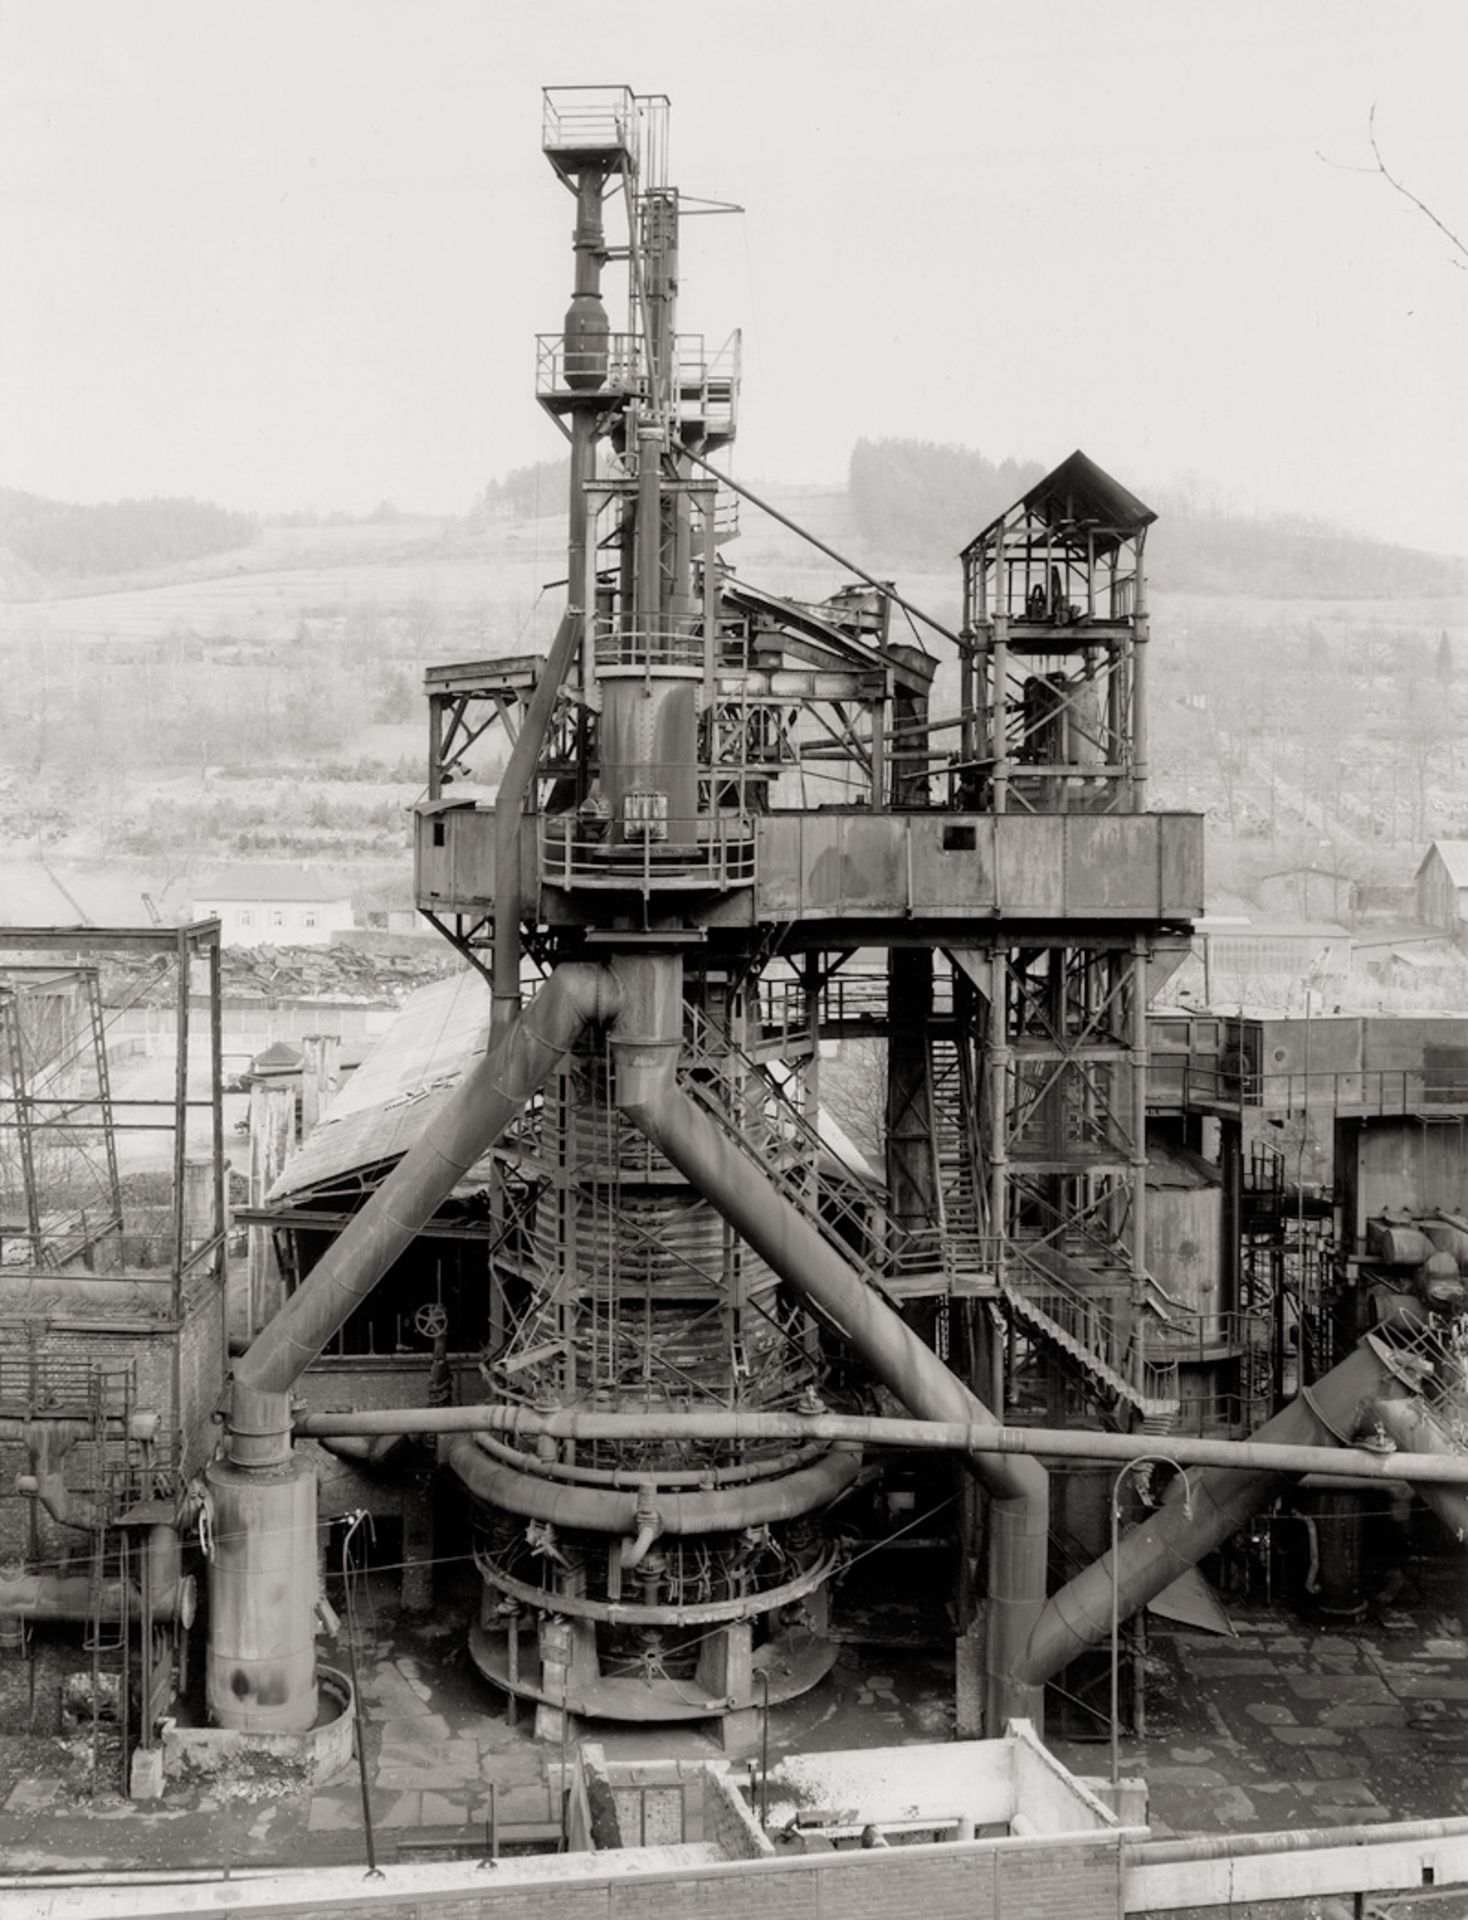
954,1627,985,1739
129,1744,166,1801
163,1666,355,1787
712,1707,759,1755
533,1700,575,1745
470,1616,839,1731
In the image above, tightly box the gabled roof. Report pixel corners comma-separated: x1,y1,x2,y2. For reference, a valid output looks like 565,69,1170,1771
194,863,347,904
963,449,1156,559
1419,841,1468,888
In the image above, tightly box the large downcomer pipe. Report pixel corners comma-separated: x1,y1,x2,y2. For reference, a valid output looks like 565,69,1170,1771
219,952,1049,1732
210,962,618,1733
1018,1339,1400,1685
614,1000,1048,1733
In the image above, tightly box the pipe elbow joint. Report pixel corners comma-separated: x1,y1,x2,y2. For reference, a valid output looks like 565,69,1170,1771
621,1488,663,1571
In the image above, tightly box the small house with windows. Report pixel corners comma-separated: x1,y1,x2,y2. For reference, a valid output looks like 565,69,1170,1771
192,863,353,948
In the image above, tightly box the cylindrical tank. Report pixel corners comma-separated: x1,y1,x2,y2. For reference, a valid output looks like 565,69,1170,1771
600,675,700,846
1145,1148,1225,1333
563,291,609,391
1299,1485,1367,1619
206,1452,318,1733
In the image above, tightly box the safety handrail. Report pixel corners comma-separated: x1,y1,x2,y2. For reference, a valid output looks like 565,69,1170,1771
1173,1065,1468,1115
538,816,757,892
591,617,706,669
1000,1246,1178,1410
541,88,638,160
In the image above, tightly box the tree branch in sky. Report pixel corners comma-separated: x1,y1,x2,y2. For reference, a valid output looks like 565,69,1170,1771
1323,104,1468,272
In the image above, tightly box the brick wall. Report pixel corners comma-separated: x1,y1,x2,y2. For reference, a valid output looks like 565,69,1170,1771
703,1768,774,1860
101,1835,1125,1920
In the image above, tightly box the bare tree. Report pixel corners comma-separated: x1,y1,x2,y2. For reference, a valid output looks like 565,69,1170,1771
1323,106,1467,271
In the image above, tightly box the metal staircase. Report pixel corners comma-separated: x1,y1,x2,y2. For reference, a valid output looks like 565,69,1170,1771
680,1012,1181,1423
999,1248,1179,1425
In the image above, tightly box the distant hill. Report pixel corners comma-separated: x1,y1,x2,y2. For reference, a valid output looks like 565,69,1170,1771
0,486,258,586
845,438,1468,599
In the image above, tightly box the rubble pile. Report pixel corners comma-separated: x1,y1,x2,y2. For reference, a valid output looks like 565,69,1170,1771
92,940,463,1010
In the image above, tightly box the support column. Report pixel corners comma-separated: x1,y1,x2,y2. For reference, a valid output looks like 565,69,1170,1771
300,1033,341,1135
886,948,938,1265
697,1622,757,1754
247,1082,296,1335
991,615,1010,814
1129,940,1150,1324
401,1490,434,1613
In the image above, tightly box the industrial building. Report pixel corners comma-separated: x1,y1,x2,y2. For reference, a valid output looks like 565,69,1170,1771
7,82,1468,1918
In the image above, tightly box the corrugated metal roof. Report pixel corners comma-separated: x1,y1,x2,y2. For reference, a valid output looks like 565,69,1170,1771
268,970,493,1201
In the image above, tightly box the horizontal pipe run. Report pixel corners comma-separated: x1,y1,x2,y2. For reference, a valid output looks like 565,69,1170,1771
1128,1812,1468,1867
1125,1811,1468,1912
467,1428,826,1489
476,1543,838,1627
1371,1393,1468,1538
447,1433,860,1533
1019,1340,1396,1686
0,1528,190,1626
290,1404,1468,1487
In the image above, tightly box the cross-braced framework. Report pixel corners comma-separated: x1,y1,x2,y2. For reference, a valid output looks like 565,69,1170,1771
0,965,122,1270
969,939,1167,1420
960,449,1153,817
0,926,226,1290
0,924,225,1766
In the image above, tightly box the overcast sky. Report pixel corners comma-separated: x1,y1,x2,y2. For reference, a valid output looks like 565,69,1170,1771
1,1,1464,551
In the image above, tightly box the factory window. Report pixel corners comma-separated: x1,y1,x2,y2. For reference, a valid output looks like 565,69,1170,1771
271,909,285,929
239,909,254,928
942,824,976,852
304,911,318,930
433,821,446,847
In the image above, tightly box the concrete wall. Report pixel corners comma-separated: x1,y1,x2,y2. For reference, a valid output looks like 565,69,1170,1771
764,1741,1018,1834
1010,1730,1118,1836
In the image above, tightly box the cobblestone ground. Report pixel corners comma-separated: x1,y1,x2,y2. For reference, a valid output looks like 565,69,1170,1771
1,1549,1465,1917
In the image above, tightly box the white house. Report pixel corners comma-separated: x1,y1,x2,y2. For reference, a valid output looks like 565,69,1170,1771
192,864,354,948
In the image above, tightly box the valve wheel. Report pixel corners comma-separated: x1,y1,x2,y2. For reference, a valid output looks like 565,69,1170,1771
415,1302,450,1341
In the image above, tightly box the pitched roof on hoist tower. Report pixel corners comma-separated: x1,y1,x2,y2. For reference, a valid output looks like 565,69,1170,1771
962,448,1156,558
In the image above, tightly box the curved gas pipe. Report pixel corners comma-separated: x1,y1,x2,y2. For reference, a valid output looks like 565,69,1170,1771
1016,1337,1413,1686
607,954,1049,1733
228,950,1459,1728
0,1525,194,1626
211,962,621,1731
219,953,1046,1729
